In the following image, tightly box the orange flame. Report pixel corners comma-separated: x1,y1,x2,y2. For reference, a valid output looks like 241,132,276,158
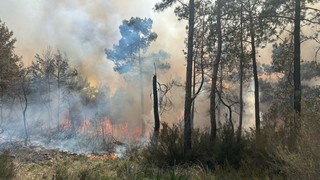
62,119,71,129
176,110,184,121
80,119,90,133
87,153,117,160
105,117,113,135
133,127,142,139
60,115,145,142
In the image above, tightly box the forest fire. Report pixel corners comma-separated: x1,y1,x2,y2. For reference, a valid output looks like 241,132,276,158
62,118,72,130
59,115,143,142
1,0,320,179
80,119,90,133
87,153,117,160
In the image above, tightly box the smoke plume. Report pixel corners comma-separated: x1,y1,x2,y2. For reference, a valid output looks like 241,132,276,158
0,0,190,152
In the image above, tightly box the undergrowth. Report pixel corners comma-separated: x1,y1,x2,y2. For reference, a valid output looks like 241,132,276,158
53,104,320,179
0,150,15,179
138,106,320,179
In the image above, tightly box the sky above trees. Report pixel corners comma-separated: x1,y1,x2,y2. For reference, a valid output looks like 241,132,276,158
1,0,319,88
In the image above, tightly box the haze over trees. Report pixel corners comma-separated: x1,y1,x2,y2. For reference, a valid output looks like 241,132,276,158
0,0,320,178
105,17,170,137
150,0,320,178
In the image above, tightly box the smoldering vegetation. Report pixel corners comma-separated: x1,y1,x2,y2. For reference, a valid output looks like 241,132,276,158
0,45,172,154
1,0,320,179
0,13,180,155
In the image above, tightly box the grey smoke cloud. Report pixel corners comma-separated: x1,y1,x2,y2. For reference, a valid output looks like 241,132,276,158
0,0,190,145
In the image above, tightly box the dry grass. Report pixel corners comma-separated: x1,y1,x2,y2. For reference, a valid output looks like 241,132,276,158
4,104,320,180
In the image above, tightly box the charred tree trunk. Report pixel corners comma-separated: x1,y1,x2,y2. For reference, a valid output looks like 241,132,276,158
153,74,160,141
184,0,195,153
210,0,222,142
237,2,244,142
249,11,260,136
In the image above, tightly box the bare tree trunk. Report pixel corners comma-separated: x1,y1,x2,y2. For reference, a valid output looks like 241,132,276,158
217,60,223,126
289,0,301,152
57,87,61,131
191,53,196,130
22,76,29,146
293,0,301,113
57,58,61,131
237,2,244,142
216,88,234,136
249,11,260,136
66,98,76,137
46,75,53,129
139,49,145,137
23,92,29,145
191,10,206,129
0,91,3,125
153,74,160,141
184,0,195,153
210,0,222,141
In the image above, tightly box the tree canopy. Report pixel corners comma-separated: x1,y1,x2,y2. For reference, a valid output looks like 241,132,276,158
0,19,21,92
105,17,157,73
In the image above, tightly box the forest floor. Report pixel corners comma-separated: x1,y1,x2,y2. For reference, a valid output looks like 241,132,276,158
0,141,121,180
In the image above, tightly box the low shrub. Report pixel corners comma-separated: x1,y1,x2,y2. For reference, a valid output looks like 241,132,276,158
140,121,290,178
142,122,215,168
0,150,15,179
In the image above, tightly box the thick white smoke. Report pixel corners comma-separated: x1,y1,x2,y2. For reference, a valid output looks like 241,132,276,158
0,1,189,152
0,0,186,87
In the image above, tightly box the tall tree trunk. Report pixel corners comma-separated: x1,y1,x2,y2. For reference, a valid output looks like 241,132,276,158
184,0,195,153
139,49,145,137
46,75,53,129
293,0,301,113
237,2,244,142
210,0,222,141
22,77,29,146
191,10,206,129
57,58,61,131
289,0,301,152
57,86,61,131
0,91,3,125
216,88,234,136
249,11,260,135
153,74,160,141
191,52,196,129
217,59,223,125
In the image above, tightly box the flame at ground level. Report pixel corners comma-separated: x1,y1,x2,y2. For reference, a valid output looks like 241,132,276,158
60,115,144,142
87,153,117,160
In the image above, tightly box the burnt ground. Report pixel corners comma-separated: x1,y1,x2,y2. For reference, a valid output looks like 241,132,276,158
0,141,109,180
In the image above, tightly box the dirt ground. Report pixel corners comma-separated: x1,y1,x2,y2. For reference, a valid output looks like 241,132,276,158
0,141,91,180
